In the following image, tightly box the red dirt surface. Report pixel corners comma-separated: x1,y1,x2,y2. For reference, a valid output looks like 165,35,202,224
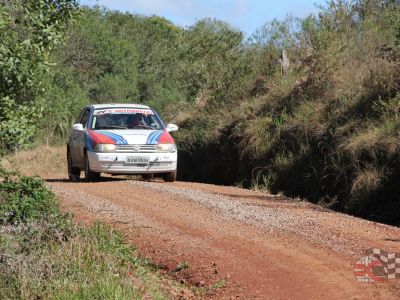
45,177,400,299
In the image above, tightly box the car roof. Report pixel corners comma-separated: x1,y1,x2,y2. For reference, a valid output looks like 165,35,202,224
89,103,151,110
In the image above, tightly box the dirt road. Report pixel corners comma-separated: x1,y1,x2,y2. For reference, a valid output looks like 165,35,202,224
43,176,400,299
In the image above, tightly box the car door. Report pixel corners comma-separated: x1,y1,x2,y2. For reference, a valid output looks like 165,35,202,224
69,108,84,166
77,108,92,168
71,108,91,168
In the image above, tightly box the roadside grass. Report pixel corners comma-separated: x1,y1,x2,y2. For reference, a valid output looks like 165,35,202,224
172,7,400,225
211,279,226,290
0,167,188,299
192,279,226,297
1,145,67,178
174,261,189,272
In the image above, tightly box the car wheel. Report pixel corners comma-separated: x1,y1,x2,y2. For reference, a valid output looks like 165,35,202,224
84,152,100,181
163,171,176,182
67,149,80,181
142,174,154,181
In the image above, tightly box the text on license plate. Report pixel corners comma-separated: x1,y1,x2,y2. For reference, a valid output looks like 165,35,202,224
126,156,149,164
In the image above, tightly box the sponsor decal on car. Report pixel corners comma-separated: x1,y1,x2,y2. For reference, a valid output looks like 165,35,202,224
85,130,128,150
146,130,175,144
94,108,154,115
96,130,128,144
85,129,174,150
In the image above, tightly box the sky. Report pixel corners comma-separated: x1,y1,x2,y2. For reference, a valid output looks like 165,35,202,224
79,0,326,35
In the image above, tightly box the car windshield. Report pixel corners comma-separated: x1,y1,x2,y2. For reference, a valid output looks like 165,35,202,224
91,108,162,130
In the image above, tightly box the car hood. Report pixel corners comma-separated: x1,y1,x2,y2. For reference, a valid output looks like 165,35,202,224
87,129,174,145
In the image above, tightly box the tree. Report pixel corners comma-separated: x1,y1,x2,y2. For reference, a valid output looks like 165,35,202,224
181,18,247,103
0,0,78,151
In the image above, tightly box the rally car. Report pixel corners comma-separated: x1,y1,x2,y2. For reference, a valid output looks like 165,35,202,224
67,104,178,182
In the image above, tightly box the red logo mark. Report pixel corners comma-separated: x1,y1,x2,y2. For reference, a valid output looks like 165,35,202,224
354,255,385,283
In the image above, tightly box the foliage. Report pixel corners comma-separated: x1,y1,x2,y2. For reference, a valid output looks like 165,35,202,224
0,167,59,224
0,0,78,150
172,0,400,225
42,8,253,138
0,169,172,299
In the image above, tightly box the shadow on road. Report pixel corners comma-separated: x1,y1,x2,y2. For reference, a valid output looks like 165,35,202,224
45,177,129,183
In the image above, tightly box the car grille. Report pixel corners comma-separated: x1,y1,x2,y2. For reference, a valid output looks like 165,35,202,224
116,144,157,152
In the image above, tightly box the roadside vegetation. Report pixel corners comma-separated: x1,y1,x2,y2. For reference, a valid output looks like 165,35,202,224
171,1,400,226
1,0,400,226
0,167,185,299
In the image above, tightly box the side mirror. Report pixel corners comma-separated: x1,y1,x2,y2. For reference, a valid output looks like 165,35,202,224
73,123,84,131
166,123,178,133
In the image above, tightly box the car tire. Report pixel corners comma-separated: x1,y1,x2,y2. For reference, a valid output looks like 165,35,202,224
142,174,154,181
163,171,176,182
84,152,100,181
67,149,80,181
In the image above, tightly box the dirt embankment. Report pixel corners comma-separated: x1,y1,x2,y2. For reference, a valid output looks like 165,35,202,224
3,146,400,299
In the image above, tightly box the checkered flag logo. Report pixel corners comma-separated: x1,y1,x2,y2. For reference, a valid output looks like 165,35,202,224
354,248,400,282
366,248,400,280
354,255,385,283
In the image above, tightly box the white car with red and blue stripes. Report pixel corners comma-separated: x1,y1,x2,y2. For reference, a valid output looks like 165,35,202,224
67,104,178,181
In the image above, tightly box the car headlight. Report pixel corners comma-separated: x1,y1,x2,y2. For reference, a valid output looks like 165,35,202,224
95,144,118,152
156,143,176,152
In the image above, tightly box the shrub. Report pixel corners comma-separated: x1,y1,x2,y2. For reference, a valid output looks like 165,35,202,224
0,168,59,225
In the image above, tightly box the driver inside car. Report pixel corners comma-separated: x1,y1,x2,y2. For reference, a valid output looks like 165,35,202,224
127,113,147,128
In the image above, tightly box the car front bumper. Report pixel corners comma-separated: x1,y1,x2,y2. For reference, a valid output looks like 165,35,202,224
87,151,177,174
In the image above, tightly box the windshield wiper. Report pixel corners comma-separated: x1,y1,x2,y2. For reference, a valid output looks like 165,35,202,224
130,125,154,130
96,125,128,130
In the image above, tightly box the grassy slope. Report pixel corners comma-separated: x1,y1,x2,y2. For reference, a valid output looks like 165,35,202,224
170,4,400,226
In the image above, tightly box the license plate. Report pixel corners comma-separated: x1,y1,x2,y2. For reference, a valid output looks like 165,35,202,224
126,156,149,164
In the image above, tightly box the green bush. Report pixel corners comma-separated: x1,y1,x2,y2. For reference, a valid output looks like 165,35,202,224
0,0,78,150
0,168,59,224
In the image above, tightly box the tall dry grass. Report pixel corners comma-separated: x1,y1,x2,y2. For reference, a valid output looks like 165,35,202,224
1,145,67,178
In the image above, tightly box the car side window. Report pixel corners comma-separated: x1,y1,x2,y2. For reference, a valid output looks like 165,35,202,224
80,110,90,128
74,108,85,124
